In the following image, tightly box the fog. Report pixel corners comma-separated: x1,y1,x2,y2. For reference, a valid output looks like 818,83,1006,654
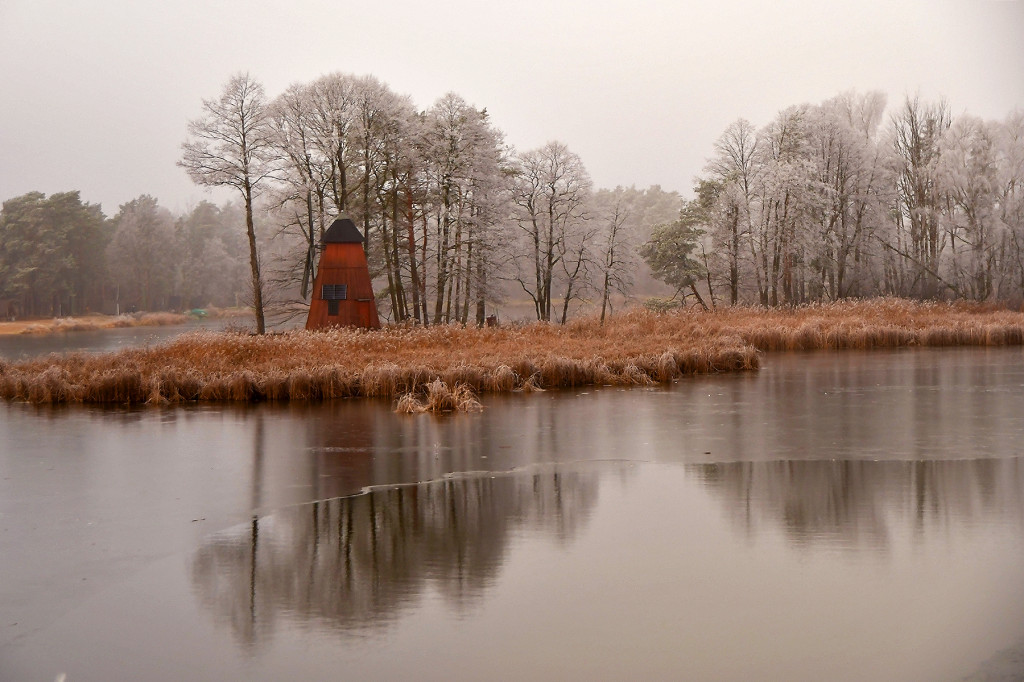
1,0,1021,213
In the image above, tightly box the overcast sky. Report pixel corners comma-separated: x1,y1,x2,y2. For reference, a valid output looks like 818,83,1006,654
1,0,1022,216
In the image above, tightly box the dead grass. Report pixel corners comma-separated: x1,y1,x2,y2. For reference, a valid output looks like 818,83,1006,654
5,307,249,336
13,312,192,335
2,298,1022,408
395,379,484,413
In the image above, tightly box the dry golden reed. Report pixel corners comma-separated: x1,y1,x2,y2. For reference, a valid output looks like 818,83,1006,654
2,298,1023,407
16,312,194,335
11,308,248,335
395,379,484,414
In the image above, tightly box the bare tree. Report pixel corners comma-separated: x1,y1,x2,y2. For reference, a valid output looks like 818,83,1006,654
750,106,817,305
510,141,592,322
591,188,636,322
938,115,1002,300
266,82,327,301
889,96,951,299
180,73,274,333
419,93,508,324
998,110,1024,302
705,119,759,304
806,92,893,300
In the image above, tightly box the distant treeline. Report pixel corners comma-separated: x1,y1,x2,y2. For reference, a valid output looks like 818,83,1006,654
0,193,250,318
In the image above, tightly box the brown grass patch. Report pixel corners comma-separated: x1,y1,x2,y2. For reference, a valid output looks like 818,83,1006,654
395,379,483,413
2,308,253,337
12,312,197,335
2,298,1023,407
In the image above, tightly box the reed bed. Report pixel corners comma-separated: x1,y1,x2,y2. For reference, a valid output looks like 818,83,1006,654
11,307,247,335
2,298,1022,408
16,312,191,334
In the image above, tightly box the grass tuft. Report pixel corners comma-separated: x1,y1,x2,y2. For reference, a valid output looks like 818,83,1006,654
395,379,483,413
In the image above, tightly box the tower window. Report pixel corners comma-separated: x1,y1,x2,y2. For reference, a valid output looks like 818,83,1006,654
322,284,348,300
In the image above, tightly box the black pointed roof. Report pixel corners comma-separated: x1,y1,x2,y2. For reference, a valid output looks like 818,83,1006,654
322,217,364,244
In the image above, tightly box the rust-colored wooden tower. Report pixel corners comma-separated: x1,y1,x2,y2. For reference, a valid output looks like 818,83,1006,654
305,218,380,330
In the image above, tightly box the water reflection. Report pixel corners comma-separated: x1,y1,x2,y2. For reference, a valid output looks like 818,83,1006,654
191,466,605,645
693,458,1024,550
673,347,1024,463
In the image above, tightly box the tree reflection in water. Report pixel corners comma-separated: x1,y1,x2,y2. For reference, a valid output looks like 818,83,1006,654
190,466,605,646
692,458,1024,550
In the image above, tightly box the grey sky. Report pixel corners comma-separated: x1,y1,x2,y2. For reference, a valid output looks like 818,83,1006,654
1,0,1022,216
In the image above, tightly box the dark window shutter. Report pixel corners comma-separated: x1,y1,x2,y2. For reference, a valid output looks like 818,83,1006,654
322,284,348,300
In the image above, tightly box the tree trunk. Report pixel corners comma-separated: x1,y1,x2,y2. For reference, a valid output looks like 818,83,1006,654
301,190,315,300
600,270,611,324
475,258,486,327
244,181,266,334
406,193,421,324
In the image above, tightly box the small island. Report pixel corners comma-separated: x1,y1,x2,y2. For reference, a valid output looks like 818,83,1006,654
2,298,1021,408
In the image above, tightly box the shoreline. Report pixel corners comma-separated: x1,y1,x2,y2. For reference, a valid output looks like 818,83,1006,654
2,299,1023,408
0,309,250,336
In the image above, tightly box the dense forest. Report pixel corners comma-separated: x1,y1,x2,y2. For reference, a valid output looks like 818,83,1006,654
0,193,251,318
2,73,1022,326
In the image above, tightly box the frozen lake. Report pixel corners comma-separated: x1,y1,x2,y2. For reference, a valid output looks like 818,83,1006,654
2,346,1023,680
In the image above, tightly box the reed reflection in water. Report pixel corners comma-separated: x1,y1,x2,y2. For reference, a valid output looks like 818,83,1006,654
692,457,1024,550
191,465,606,647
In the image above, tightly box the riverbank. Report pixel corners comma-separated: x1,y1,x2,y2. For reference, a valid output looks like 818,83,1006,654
0,308,248,336
1,298,1022,407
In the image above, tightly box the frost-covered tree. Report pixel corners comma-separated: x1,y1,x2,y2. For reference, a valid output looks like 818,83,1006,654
806,92,893,300
751,105,819,305
180,72,274,333
264,76,510,326
591,188,635,322
888,96,952,298
509,141,592,322
998,110,1024,301
353,76,419,319
692,93,902,305
704,118,759,304
418,93,509,325
308,73,359,216
266,81,330,300
178,75,1024,321
938,115,1003,300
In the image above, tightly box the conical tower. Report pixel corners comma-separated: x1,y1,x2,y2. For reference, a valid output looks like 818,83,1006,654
305,218,380,330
